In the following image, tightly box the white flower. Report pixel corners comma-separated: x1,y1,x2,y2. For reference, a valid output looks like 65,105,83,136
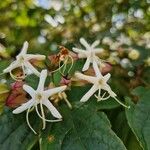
75,61,129,108
13,69,67,134
3,41,45,79
72,38,103,71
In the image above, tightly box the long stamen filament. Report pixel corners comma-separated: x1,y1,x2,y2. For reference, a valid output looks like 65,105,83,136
35,105,62,122
10,70,23,81
40,102,46,130
50,62,66,74
26,107,37,134
59,55,74,76
62,58,68,74
64,96,72,109
67,55,74,73
9,65,27,81
113,96,130,109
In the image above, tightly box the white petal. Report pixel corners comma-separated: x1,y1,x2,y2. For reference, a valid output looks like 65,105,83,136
80,85,98,102
20,41,29,55
78,53,87,58
42,99,62,119
93,48,103,54
82,56,91,71
23,84,35,96
26,54,46,61
80,38,90,50
44,86,67,97
37,69,47,91
103,73,111,82
91,40,100,48
13,99,34,114
24,61,40,77
3,61,21,73
72,48,86,54
75,72,96,84
93,60,102,77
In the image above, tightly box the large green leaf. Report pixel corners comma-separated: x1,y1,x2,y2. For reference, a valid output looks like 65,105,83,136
0,108,40,150
41,105,126,150
125,87,150,150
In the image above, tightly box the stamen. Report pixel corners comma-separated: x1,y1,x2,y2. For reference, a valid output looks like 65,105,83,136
9,64,27,81
40,102,46,130
59,55,74,76
10,70,23,81
58,93,72,109
50,62,65,74
26,107,37,134
35,105,62,122
113,96,130,109
67,55,74,73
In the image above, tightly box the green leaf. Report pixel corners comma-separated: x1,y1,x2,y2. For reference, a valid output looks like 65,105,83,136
0,60,10,74
125,87,150,150
41,105,126,150
112,111,142,150
0,108,40,150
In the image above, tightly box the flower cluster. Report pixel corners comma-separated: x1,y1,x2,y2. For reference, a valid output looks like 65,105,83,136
2,39,129,134
73,38,130,108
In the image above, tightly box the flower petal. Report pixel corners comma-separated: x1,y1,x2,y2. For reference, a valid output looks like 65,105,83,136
37,69,47,91
92,60,102,77
103,73,111,82
23,84,35,97
42,99,62,119
44,85,67,97
82,56,91,71
20,41,29,55
26,54,46,61
75,72,96,83
91,40,100,48
24,61,40,77
80,38,90,50
93,48,103,54
3,61,21,73
72,48,86,54
13,99,34,114
80,85,98,102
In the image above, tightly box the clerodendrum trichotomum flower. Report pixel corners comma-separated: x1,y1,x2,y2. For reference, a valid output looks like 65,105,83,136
75,61,130,108
13,69,67,134
3,41,45,79
72,37,103,71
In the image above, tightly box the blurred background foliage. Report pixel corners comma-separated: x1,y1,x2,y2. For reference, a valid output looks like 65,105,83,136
0,0,149,81
0,0,150,150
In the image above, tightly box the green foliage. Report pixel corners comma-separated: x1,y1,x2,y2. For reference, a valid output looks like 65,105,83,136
126,87,150,150
41,105,126,150
0,108,39,150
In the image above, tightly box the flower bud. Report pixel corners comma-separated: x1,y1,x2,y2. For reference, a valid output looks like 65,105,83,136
145,57,150,66
128,49,140,60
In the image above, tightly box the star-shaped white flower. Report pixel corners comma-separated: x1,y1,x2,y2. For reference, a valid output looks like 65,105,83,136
3,41,46,79
13,69,67,134
72,37,103,71
75,61,129,108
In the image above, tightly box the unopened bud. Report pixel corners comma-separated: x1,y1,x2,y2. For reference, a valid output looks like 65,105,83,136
145,57,150,66
128,49,140,60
